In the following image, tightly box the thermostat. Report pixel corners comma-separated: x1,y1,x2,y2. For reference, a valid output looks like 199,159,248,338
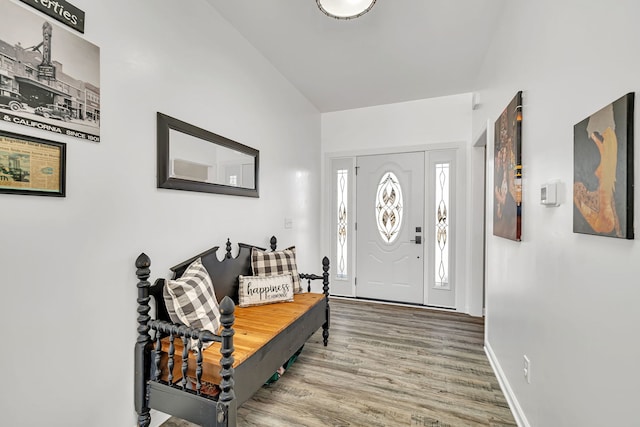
540,183,559,206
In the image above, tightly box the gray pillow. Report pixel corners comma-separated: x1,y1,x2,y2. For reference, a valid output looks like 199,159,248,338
251,247,302,293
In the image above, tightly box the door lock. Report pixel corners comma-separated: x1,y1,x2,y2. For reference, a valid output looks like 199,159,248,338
410,236,422,244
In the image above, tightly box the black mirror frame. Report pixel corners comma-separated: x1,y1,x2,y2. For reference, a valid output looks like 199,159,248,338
157,112,259,197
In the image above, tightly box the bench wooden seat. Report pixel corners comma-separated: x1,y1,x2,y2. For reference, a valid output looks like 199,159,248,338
159,293,326,400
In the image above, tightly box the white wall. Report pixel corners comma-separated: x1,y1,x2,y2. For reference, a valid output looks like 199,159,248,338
322,94,472,154
474,1,640,425
0,1,321,426
321,94,481,313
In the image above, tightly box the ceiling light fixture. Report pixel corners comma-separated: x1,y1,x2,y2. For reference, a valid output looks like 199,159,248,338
316,0,377,20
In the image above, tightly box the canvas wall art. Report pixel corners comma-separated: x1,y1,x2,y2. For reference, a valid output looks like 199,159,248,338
573,93,634,239
0,1,99,141
493,91,523,241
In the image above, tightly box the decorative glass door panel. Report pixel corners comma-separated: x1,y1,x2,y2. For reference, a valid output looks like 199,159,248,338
337,169,348,279
435,163,450,289
376,172,404,244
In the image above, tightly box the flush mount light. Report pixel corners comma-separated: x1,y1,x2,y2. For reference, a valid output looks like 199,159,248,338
316,0,377,20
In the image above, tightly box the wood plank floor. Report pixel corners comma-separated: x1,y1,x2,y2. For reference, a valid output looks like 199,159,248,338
161,298,516,427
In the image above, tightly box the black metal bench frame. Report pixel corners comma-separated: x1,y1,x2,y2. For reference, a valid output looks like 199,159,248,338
134,237,330,427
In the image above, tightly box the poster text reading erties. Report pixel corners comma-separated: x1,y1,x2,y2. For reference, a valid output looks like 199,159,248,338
27,0,78,25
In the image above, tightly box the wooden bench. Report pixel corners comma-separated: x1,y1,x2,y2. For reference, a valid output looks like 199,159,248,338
134,237,330,427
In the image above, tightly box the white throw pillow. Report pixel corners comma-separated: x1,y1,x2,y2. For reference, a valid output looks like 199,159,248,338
238,273,294,307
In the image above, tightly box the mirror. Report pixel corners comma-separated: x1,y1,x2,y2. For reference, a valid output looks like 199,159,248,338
157,113,259,197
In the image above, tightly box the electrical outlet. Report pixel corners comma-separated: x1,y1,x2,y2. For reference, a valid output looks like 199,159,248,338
523,355,531,384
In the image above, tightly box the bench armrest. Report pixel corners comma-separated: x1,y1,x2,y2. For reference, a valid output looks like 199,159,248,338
299,256,330,294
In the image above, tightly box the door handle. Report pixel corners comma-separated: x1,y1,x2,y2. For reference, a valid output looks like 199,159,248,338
410,236,422,244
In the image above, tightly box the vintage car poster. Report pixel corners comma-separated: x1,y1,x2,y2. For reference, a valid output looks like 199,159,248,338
0,1,99,141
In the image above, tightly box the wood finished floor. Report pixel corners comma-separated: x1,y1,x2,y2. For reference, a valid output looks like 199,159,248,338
161,298,516,427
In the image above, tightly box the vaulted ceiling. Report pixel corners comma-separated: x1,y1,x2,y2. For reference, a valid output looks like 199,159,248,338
207,0,506,112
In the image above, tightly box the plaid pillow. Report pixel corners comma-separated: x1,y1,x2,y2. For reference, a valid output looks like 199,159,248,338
238,273,294,307
251,247,302,293
163,258,221,350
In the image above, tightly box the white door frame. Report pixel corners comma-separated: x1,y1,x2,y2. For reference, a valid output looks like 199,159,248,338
329,157,356,297
323,142,472,313
469,123,489,317
425,149,457,308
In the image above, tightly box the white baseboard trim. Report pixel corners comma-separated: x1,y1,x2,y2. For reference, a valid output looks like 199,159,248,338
132,409,171,427
484,341,531,427
330,295,457,313
148,410,171,427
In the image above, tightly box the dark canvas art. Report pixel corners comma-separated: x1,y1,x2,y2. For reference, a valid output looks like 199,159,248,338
493,91,523,241
573,93,634,239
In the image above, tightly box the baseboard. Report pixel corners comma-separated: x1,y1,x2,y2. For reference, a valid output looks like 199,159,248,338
484,341,531,427
148,410,171,427
330,295,457,312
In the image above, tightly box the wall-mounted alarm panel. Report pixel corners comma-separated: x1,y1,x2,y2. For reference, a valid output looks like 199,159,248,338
540,183,559,206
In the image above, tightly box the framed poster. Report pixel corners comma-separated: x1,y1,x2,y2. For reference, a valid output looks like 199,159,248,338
573,93,634,239
0,130,65,197
493,91,523,241
0,1,100,142
17,0,85,34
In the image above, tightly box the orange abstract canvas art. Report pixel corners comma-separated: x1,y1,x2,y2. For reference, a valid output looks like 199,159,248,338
573,93,634,239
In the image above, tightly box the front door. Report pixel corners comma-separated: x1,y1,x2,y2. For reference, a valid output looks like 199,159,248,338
355,152,425,304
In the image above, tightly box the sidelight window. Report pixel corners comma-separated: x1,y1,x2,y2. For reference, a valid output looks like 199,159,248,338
336,169,348,279
434,163,449,287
